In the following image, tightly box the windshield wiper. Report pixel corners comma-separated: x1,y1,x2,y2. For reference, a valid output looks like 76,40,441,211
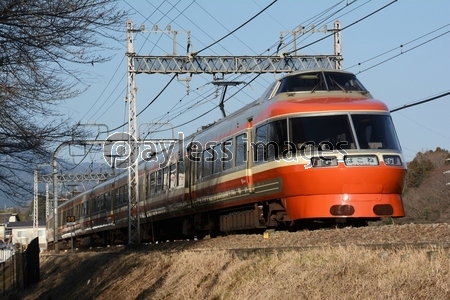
311,78,325,93
330,78,347,92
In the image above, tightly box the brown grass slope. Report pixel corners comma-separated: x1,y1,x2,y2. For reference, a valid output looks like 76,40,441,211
10,244,450,300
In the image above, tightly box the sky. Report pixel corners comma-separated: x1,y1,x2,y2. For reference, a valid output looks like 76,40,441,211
48,0,450,191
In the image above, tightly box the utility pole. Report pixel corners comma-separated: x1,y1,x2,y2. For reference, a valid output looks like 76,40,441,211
333,20,342,70
33,170,38,237
45,183,49,218
126,20,140,244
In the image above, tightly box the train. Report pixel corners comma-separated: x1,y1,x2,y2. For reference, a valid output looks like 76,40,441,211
46,69,406,249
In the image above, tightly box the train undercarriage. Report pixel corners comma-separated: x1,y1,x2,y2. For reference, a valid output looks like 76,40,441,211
51,199,376,251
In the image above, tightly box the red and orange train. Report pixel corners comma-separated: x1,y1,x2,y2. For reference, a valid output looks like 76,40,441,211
47,69,406,248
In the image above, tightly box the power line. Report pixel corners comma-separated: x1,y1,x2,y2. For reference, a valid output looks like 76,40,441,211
390,91,450,113
286,0,398,55
151,74,262,134
294,0,372,50
355,29,450,73
192,0,278,55
106,74,177,133
80,0,183,126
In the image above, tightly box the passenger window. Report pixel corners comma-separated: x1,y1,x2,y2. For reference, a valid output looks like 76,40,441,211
163,167,169,190
178,161,185,186
267,120,288,160
202,149,213,177
83,202,88,216
236,133,247,166
278,73,325,93
222,139,233,170
149,172,155,195
196,158,202,180
156,170,163,192
254,125,267,163
119,186,124,205
169,164,177,188
213,144,221,174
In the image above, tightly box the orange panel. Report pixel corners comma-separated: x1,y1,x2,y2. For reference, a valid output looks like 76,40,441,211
282,193,405,219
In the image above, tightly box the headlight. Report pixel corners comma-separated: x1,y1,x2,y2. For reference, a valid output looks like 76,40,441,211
311,156,338,167
383,155,402,166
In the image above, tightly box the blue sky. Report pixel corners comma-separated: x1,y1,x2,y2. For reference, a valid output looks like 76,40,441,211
61,0,450,166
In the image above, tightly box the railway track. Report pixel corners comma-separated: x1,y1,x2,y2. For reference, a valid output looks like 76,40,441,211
43,223,450,256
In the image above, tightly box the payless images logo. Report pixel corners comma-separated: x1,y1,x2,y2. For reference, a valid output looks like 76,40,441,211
102,131,350,169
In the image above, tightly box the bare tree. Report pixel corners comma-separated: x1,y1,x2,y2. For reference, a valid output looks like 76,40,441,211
0,1,127,206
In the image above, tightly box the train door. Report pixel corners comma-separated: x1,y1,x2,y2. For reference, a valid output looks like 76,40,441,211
245,117,255,194
110,182,115,218
185,135,199,207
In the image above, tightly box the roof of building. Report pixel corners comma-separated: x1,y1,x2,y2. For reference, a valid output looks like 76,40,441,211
6,220,46,228
0,213,19,224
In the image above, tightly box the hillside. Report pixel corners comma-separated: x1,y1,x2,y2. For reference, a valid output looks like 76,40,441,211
399,147,450,224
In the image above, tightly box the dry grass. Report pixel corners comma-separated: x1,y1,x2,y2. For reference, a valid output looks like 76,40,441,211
13,245,450,300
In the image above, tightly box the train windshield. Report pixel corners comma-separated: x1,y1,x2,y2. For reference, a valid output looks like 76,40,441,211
290,115,356,151
351,114,401,150
277,71,368,94
289,114,401,151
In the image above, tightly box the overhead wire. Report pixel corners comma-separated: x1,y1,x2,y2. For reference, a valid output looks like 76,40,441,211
285,0,398,55
158,74,263,132
354,28,450,73
192,0,278,56
391,91,450,156
346,23,450,71
85,0,188,134
293,0,371,49
102,0,212,134
390,91,450,113
105,74,177,133
81,0,173,126
78,0,167,124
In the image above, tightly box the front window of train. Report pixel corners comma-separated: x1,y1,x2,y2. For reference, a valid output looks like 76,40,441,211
351,114,401,150
289,114,401,152
276,71,369,94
